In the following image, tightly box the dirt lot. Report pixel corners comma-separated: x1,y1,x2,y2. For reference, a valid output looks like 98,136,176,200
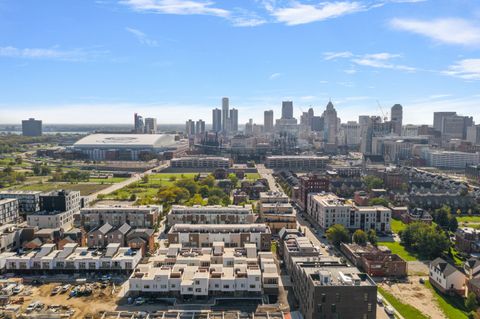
379,276,446,319
20,282,120,318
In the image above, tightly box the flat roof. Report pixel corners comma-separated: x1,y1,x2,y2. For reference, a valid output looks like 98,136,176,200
73,134,181,149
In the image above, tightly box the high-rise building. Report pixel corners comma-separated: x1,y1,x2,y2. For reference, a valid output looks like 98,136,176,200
222,97,230,132
442,115,474,140
339,121,361,146
281,101,293,119
245,119,253,135
195,119,206,135
229,108,238,133
391,104,403,135
185,119,195,136
144,118,157,134
311,116,324,132
433,112,456,133
264,110,274,132
467,125,480,146
212,108,222,132
360,116,392,154
22,118,42,137
134,113,144,134
323,101,338,145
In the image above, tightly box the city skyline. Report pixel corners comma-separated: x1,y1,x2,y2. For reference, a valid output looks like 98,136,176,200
0,0,479,124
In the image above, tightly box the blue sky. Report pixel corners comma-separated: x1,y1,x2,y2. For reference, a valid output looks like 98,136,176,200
0,0,479,125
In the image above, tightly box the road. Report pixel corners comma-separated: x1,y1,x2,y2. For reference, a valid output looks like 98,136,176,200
256,164,281,192
87,162,169,202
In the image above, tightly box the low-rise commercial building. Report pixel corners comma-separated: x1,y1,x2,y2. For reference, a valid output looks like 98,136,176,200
79,205,161,231
307,193,391,233
0,190,41,215
265,156,328,170
3,243,141,273
170,156,232,169
166,205,255,226
128,242,279,297
0,199,19,225
167,224,272,251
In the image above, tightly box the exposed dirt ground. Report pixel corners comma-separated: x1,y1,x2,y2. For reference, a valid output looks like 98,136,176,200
379,276,446,319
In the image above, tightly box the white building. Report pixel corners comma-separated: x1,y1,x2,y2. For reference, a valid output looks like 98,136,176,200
3,243,141,272
0,190,41,214
0,199,19,225
170,156,231,169
429,258,466,295
307,193,391,232
128,242,279,296
167,205,255,226
258,191,289,204
425,150,480,169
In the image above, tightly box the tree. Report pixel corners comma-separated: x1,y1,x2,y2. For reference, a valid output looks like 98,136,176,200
353,230,368,245
175,178,199,197
199,175,215,188
141,175,149,184
207,195,221,205
367,229,378,246
466,292,478,311
228,174,239,187
363,176,384,190
326,224,350,247
400,222,450,259
448,216,458,232
186,194,205,206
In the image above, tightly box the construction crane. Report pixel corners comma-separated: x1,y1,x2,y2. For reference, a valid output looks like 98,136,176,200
376,100,389,122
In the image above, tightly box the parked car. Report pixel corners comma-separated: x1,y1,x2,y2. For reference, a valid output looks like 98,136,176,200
135,297,146,306
377,294,383,305
385,306,395,316
61,284,71,293
51,286,62,295
12,285,24,294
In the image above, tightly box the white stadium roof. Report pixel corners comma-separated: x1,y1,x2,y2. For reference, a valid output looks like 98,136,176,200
73,134,180,149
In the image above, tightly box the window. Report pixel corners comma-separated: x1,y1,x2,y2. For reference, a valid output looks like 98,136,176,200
368,303,372,312
364,293,368,301
331,304,336,313
321,293,326,302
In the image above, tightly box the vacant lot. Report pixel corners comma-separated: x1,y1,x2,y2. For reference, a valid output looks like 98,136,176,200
377,241,419,261
12,182,111,195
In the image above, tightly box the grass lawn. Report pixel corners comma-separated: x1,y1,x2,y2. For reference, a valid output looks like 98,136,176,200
425,281,469,319
12,182,110,196
377,241,419,261
88,177,128,184
457,215,480,223
378,287,429,319
391,218,407,234
244,173,261,180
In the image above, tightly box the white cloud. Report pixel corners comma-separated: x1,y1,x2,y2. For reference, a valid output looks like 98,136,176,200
324,51,416,72
120,0,229,17
0,46,105,61
269,72,281,80
443,59,480,80
390,18,480,46
125,27,159,47
323,51,353,60
267,1,365,26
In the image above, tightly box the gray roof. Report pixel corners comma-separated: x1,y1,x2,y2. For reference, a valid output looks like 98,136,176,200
116,223,132,235
431,257,461,277
73,134,180,149
97,223,113,235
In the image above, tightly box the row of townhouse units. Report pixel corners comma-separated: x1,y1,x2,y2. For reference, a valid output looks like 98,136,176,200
170,156,232,169
258,191,296,234
0,190,41,216
0,199,19,225
281,231,377,319
167,224,272,252
128,242,279,297
1,243,141,273
307,193,391,233
265,156,329,170
78,205,161,231
166,205,255,226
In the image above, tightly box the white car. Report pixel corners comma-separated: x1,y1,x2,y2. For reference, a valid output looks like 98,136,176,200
12,285,24,294
376,294,383,304
385,306,395,316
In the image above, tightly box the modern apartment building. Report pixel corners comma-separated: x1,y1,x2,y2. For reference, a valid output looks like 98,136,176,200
265,156,328,170
258,191,290,204
128,242,279,297
307,193,391,232
0,190,42,215
0,199,19,225
3,243,141,273
166,205,255,226
425,150,480,169
297,173,330,211
79,205,161,231
170,156,231,169
167,224,272,251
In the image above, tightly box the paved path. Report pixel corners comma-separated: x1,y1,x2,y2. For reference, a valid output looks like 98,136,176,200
256,164,280,192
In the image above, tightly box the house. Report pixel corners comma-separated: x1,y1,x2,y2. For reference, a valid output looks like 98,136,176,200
106,223,131,246
429,258,466,295
456,227,480,254
126,228,155,256
87,223,113,248
401,208,433,224
464,258,480,279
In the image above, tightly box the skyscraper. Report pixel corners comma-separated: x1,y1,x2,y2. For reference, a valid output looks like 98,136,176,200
433,112,456,132
281,101,293,119
390,104,403,136
185,119,195,136
144,118,157,134
212,108,222,132
134,113,144,134
196,119,206,135
230,108,238,133
22,118,42,137
323,101,338,145
222,97,230,132
264,110,274,132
